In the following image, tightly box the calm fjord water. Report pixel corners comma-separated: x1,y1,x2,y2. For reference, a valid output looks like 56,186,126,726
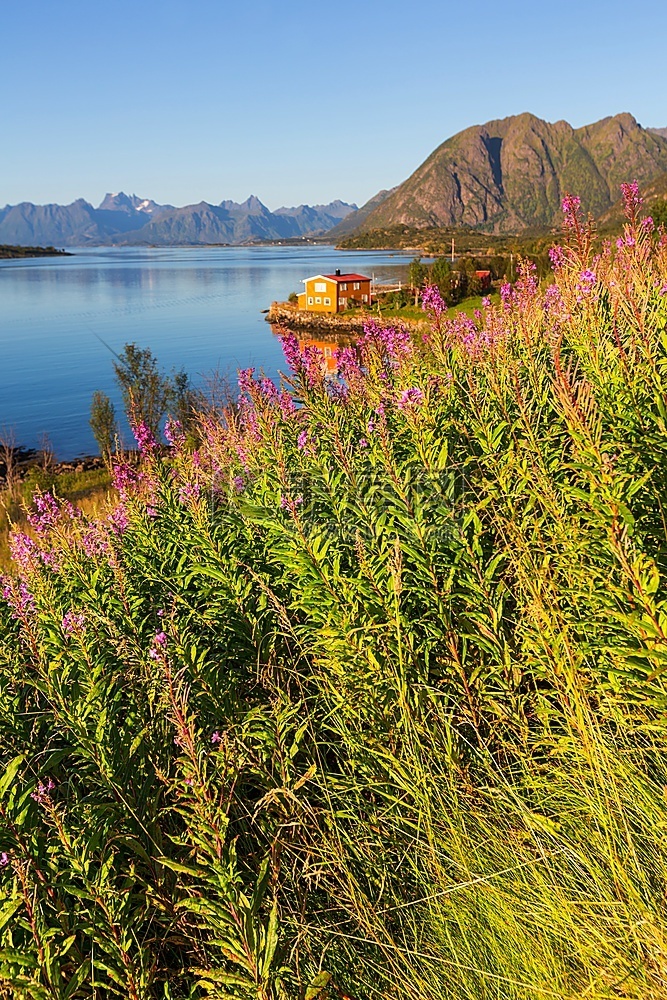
0,245,409,459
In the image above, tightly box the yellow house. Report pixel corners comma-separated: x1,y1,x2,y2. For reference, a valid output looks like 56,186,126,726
296,269,372,314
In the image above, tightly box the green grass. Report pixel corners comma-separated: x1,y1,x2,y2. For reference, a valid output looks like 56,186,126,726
347,293,501,323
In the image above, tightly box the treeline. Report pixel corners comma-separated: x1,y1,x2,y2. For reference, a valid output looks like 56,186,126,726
0,244,70,259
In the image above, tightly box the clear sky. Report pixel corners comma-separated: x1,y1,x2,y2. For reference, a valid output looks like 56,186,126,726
2,0,666,211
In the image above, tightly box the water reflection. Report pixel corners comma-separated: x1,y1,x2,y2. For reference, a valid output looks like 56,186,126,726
270,326,356,373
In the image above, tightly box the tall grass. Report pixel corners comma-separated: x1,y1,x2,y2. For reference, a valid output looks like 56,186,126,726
2,186,667,998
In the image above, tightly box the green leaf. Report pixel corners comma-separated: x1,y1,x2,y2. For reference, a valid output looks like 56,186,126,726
305,970,332,999
0,755,25,801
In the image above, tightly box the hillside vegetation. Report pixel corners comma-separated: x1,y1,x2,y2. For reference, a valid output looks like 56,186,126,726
335,112,667,235
3,186,667,999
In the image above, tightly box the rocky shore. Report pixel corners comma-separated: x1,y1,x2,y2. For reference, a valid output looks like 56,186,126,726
0,449,105,491
266,301,430,335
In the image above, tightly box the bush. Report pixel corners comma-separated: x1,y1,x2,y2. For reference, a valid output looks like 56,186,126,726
2,185,667,999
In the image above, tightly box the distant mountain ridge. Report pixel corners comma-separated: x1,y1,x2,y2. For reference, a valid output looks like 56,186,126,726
0,193,358,247
341,113,667,236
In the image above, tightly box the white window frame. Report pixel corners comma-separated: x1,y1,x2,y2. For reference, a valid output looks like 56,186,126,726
353,281,360,290
340,282,348,290
314,281,327,293
307,296,314,305
324,296,331,306
315,296,322,304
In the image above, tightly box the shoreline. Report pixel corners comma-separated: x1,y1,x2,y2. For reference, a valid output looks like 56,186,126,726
266,301,430,335
0,245,72,259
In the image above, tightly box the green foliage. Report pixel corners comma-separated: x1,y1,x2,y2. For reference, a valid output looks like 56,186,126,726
651,200,667,228
407,256,428,289
90,391,118,463
3,204,667,998
113,343,172,438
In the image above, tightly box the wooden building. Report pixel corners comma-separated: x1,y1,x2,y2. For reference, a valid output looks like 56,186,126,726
297,269,372,314
475,270,492,293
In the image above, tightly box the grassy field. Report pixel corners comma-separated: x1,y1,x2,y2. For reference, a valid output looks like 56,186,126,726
2,191,667,999
368,292,501,322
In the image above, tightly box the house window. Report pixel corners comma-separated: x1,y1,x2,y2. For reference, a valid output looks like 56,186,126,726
324,297,331,306
314,281,327,293
339,297,347,308
340,282,348,290
353,282,360,290
307,297,314,305
362,294,368,303
315,296,322,304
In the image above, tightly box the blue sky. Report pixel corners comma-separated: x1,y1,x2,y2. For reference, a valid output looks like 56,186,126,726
2,0,666,210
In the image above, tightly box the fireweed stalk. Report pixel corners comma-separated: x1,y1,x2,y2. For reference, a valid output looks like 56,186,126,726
1,183,667,999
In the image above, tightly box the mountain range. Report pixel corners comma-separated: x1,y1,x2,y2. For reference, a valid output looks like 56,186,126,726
0,195,357,247
331,113,667,237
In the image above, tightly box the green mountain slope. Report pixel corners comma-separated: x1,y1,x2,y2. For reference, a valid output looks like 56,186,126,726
347,113,667,235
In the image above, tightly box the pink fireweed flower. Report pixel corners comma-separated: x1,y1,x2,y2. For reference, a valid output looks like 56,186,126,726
361,319,412,362
62,610,86,635
178,481,201,503
164,418,185,448
239,397,261,440
297,429,316,454
576,269,597,300
30,778,55,804
327,381,349,404
1,577,35,621
108,504,130,536
211,731,222,745
516,259,538,301
112,462,141,498
232,474,245,492
132,421,157,455
148,630,168,661
280,332,303,373
279,494,303,514
27,491,60,535
302,344,326,387
358,438,369,449
278,390,296,418
642,216,655,232
0,853,8,868
549,245,565,270
621,180,643,219
237,367,256,395
500,282,514,306
9,532,40,574
562,194,582,229
259,377,279,401
397,387,424,411
421,284,446,317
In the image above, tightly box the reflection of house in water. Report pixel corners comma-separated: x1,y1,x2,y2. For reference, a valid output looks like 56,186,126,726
270,326,356,373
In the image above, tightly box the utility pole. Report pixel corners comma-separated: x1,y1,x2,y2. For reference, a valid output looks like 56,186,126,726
451,237,455,263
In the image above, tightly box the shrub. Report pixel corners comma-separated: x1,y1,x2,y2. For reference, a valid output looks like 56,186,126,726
2,184,667,999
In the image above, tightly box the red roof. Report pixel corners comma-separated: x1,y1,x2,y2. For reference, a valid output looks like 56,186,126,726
322,273,371,283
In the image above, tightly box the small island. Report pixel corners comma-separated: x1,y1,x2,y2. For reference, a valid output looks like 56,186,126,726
0,244,71,259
